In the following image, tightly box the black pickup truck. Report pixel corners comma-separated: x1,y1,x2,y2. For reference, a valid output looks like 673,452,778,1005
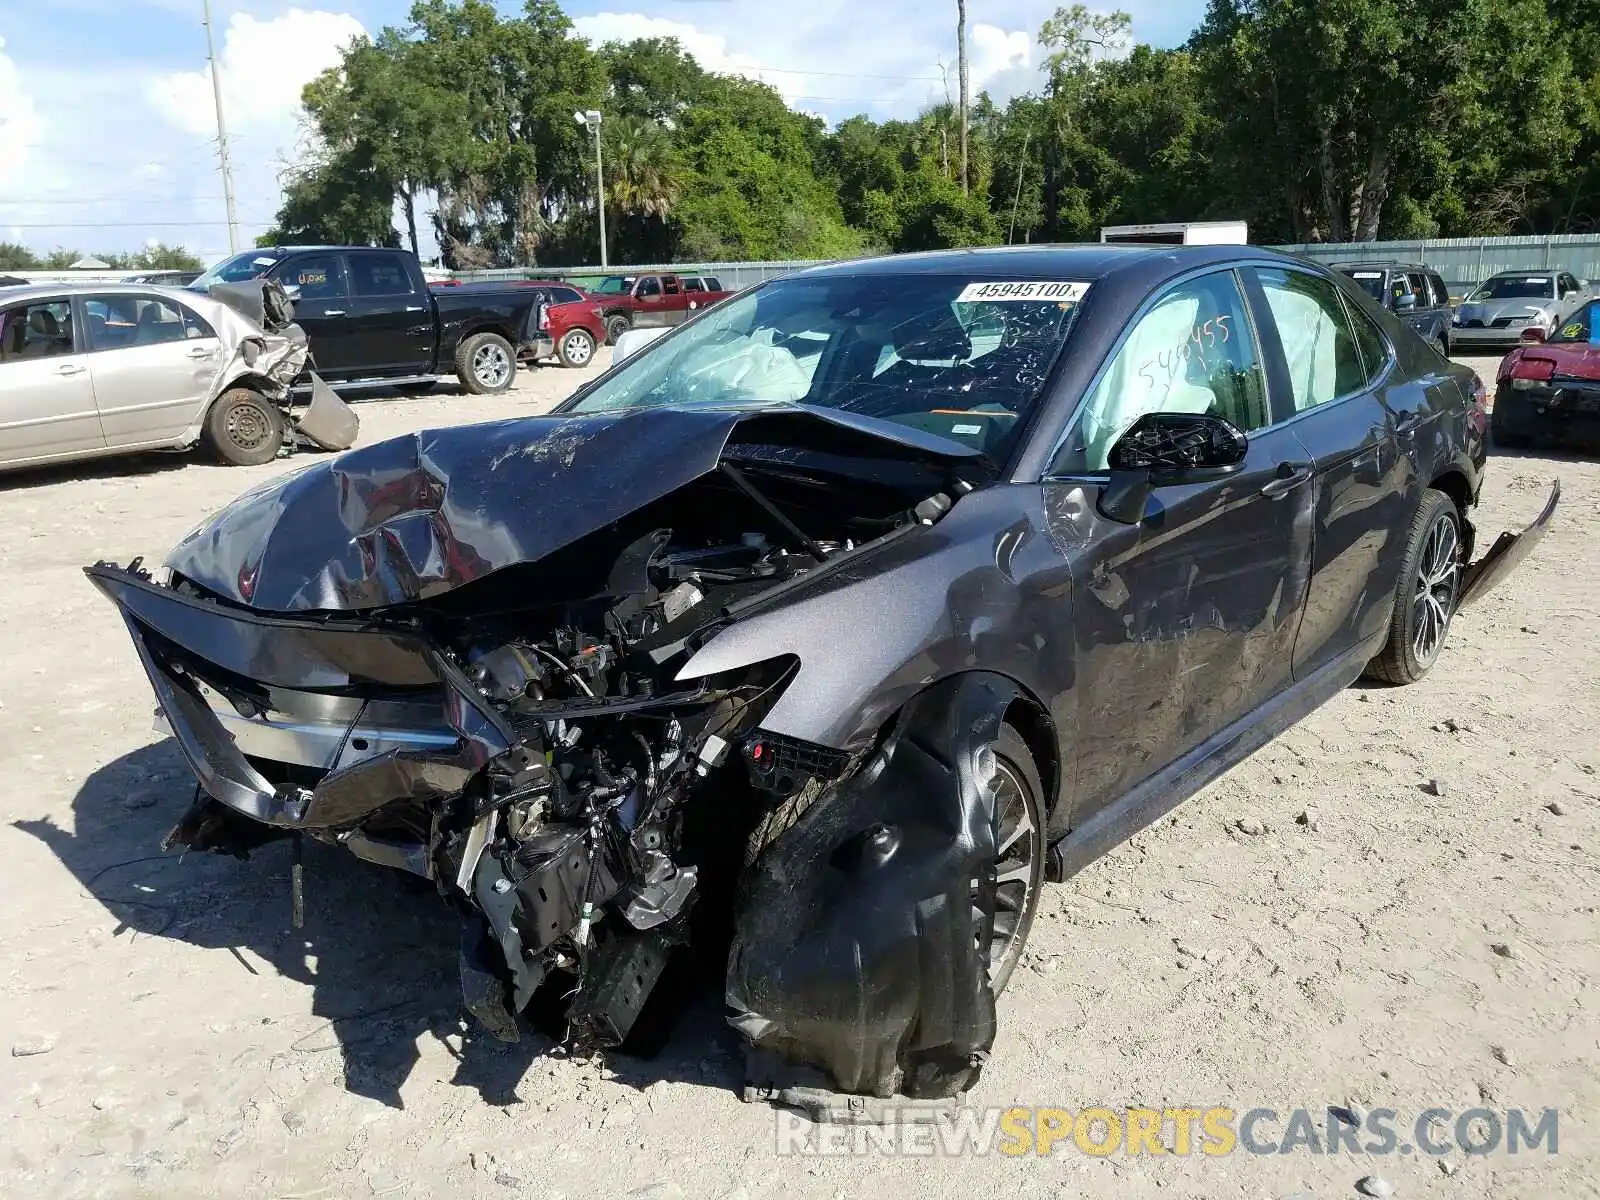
189,246,546,394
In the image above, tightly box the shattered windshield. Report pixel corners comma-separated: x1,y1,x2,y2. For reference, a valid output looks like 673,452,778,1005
190,251,280,291
1469,275,1556,302
563,274,1086,459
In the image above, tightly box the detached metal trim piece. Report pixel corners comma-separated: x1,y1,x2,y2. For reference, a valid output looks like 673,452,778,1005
1458,479,1560,608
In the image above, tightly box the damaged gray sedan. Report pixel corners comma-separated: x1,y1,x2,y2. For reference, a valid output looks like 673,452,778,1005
88,246,1556,1106
0,280,355,473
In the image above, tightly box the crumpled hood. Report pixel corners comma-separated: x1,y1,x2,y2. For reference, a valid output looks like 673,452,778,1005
166,404,985,612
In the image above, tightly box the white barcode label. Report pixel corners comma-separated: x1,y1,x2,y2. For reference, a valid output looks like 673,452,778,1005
955,280,1091,304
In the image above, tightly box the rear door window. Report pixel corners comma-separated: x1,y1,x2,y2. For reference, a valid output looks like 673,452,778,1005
1428,274,1450,307
1405,272,1431,305
1256,268,1368,413
1,300,76,361
347,253,415,297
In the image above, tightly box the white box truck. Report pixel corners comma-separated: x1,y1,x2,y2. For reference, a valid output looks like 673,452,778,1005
1099,220,1249,246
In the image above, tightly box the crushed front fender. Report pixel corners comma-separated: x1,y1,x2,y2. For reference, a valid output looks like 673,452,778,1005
728,674,1013,1100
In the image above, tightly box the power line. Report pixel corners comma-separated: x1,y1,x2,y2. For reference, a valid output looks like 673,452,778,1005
0,220,273,229
0,197,230,207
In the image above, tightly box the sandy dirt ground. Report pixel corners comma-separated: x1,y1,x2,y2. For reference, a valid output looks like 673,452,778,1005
0,352,1595,1200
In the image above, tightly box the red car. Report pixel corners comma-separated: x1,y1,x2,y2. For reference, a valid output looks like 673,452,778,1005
469,283,600,369
1495,298,1600,448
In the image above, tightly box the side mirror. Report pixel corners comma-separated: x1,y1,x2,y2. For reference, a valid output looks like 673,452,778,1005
1393,292,1417,313
1520,327,1547,344
1099,412,1249,525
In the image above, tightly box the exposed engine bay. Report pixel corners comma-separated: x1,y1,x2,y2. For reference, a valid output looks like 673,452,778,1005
88,405,1010,1102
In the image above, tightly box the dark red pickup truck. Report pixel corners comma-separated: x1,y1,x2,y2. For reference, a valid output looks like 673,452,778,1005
588,273,734,343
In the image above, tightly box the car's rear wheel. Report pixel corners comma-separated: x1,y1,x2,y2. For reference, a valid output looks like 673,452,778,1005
455,332,516,394
974,724,1046,994
203,387,285,466
558,328,596,368
604,314,631,345
1365,489,1463,685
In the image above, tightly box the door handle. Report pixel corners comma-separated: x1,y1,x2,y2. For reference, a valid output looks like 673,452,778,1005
1260,461,1313,499
186,345,214,358
404,305,426,312
321,309,347,317
57,362,86,376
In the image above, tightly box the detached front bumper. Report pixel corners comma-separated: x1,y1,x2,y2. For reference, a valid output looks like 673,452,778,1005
83,563,508,837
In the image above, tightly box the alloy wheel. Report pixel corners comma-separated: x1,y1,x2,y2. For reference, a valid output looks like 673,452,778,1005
565,332,593,365
1411,510,1460,666
972,750,1042,993
473,343,512,389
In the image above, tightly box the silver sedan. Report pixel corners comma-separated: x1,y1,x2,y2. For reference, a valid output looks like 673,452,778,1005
0,282,355,474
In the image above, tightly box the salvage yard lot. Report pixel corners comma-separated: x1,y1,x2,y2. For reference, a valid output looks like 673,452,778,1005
1,351,1595,1199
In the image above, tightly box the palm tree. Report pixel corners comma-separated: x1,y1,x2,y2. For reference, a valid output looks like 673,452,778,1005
605,116,682,223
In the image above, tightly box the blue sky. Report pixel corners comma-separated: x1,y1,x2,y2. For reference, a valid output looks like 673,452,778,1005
0,1,1209,263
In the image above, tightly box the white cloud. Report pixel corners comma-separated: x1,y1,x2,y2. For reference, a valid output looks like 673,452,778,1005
970,23,1037,104
0,35,44,194
574,13,769,87
573,5,1039,124
147,8,364,137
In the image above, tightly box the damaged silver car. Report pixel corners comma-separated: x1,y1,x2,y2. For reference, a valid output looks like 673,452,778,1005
0,280,355,473
88,246,1556,1109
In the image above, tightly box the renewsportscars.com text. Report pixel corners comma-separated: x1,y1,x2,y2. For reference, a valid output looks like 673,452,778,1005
774,1105,1559,1159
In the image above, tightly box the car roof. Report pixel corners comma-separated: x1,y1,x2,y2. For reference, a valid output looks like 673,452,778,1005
793,243,1303,286
0,282,208,305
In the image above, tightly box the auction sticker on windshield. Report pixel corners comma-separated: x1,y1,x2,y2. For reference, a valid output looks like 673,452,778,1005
956,281,1091,303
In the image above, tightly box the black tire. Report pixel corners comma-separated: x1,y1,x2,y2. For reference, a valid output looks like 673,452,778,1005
982,724,1046,995
604,313,631,345
1364,490,1463,685
557,327,597,369
394,380,437,395
202,388,285,466
454,332,516,394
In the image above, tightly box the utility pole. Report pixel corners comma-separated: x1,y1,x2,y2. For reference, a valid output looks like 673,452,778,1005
201,0,240,253
575,109,606,267
1008,131,1029,245
957,0,969,195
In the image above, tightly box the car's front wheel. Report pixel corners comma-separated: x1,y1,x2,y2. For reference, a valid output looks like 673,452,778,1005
604,314,631,345
558,328,596,368
1365,489,1463,685
203,387,285,466
975,724,1046,993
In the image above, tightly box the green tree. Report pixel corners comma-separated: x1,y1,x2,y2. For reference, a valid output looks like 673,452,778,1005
0,243,39,271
